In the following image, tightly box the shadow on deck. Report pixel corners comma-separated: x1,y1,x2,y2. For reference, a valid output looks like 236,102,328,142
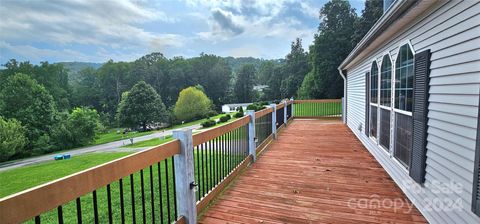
200,119,426,223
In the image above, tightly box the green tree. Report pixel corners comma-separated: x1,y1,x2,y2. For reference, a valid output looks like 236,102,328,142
0,116,28,161
117,81,167,131
174,86,213,122
0,73,57,151
1,60,71,110
68,107,101,146
299,0,357,99
352,0,383,44
280,38,310,98
234,64,256,102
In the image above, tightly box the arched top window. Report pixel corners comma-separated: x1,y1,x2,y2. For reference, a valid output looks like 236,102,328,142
370,61,379,104
380,55,392,107
395,44,414,111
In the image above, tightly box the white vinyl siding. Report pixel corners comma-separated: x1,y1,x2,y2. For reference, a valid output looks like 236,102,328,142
345,1,480,223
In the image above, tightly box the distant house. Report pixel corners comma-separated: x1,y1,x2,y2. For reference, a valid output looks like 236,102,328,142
338,0,480,223
221,103,251,113
253,85,268,92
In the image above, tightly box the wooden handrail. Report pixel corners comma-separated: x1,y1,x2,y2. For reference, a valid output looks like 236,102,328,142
276,103,285,109
0,140,180,223
254,107,273,118
294,99,341,103
192,116,250,146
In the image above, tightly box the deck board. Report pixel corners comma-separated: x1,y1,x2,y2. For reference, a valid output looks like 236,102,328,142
200,119,426,224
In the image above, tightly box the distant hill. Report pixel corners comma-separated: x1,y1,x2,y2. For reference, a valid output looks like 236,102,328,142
223,57,282,72
56,62,103,83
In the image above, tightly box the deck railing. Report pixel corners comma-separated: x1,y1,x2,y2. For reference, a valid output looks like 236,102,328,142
293,99,343,118
0,99,341,224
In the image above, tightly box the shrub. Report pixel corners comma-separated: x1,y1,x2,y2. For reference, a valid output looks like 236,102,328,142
201,119,216,128
0,116,28,162
234,111,244,118
219,114,231,123
246,103,266,112
206,110,218,118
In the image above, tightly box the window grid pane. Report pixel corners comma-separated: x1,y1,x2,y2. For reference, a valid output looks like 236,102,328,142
395,45,414,112
380,55,392,107
394,113,413,168
370,105,378,138
371,62,379,104
380,108,390,150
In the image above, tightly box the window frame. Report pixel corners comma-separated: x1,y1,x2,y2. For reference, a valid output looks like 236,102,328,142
369,61,380,141
392,42,416,170
379,54,394,109
393,42,416,117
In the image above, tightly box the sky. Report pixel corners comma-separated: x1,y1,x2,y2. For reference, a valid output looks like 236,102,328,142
0,0,365,64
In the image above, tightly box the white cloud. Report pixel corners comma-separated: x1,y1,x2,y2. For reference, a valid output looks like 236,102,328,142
0,0,181,49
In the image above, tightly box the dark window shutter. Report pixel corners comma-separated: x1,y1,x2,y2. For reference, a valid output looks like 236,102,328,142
365,72,370,135
472,91,480,216
409,49,431,184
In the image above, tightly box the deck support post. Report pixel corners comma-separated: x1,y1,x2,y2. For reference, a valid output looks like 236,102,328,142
172,129,196,224
283,100,287,126
247,110,256,162
290,98,294,118
270,103,277,139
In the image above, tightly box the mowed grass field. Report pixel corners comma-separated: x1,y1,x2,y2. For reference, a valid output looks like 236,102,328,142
0,152,132,198
293,102,342,117
3,149,246,223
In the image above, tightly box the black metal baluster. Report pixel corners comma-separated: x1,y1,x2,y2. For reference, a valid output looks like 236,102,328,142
107,184,113,224
119,179,125,224
149,165,155,223
140,170,146,224
215,137,219,185
172,157,178,220
222,134,225,179
35,216,40,224
92,190,99,224
201,143,206,197
165,159,171,224
209,140,213,190
229,131,233,172
157,162,164,224
130,174,136,224
76,197,82,224
57,206,64,224
195,145,200,201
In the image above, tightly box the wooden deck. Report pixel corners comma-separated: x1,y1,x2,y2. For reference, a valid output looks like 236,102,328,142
200,119,426,224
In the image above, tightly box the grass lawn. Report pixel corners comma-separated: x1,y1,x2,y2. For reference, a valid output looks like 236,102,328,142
12,150,246,224
293,102,342,117
94,129,156,145
122,135,174,148
0,152,131,198
93,113,230,146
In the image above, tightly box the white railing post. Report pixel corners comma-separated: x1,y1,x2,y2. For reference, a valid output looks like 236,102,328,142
270,103,277,139
172,129,196,224
247,110,256,162
291,97,295,118
283,100,287,126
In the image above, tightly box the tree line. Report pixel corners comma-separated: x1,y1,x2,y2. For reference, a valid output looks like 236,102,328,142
0,0,382,161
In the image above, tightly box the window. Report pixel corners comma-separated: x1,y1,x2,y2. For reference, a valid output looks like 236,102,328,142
369,62,379,138
395,44,414,111
380,55,392,107
379,55,392,150
371,62,379,104
394,44,414,168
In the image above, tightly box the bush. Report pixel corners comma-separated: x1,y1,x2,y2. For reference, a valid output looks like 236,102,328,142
234,111,244,118
219,114,231,123
0,116,28,162
246,103,266,112
201,119,216,128
206,110,218,118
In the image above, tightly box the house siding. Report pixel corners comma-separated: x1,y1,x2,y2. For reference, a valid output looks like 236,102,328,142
345,1,480,223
